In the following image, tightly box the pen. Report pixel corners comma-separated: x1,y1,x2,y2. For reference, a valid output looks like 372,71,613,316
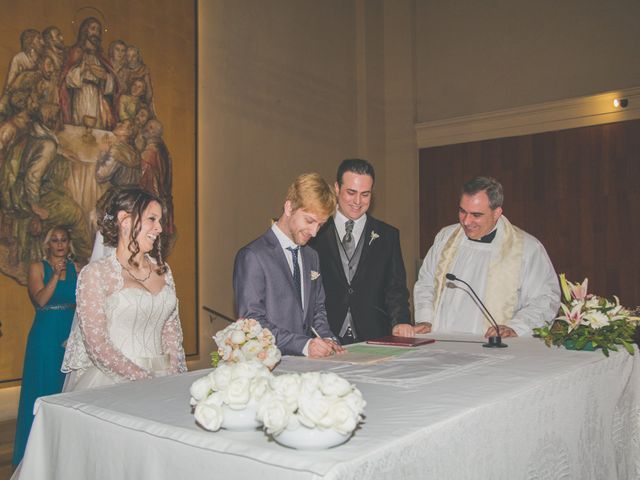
310,326,336,355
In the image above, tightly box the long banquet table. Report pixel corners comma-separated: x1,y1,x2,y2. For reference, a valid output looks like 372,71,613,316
17,335,640,479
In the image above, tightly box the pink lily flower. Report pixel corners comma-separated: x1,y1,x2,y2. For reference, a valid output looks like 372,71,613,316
569,278,588,301
558,302,584,332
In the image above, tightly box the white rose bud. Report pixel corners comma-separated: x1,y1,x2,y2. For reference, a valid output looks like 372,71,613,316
213,335,222,349
328,400,358,435
300,372,321,393
194,397,224,431
231,348,246,363
262,347,281,369
221,345,233,361
270,374,302,412
319,372,352,397
248,321,263,338
241,339,262,359
249,376,271,401
230,329,246,345
253,362,274,379
258,396,290,436
231,361,257,379
190,375,213,403
223,377,251,409
297,390,331,427
212,363,233,390
343,389,366,415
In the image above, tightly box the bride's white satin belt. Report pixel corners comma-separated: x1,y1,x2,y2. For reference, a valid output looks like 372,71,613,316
137,354,171,377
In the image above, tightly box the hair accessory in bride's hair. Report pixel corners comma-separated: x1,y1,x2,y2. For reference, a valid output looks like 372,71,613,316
103,212,114,222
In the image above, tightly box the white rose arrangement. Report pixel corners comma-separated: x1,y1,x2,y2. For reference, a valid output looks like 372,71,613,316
191,368,366,441
190,360,272,431
257,372,366,437
213,318,281,369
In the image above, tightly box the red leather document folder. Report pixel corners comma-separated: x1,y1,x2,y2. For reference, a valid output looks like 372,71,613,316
366,336,436,347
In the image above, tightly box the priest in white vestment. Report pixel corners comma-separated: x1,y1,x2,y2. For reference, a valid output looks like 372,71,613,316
413,176,560,337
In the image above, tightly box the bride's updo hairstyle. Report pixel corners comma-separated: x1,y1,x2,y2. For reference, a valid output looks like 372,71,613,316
96,186,168,273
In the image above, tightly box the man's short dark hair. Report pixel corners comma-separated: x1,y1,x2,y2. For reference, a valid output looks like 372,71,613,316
20,29,40,53
462,176,503,209
336,158,375,186
42,27,57,46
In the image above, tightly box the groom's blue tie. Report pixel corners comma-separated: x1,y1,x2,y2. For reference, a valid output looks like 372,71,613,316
287,246,302,304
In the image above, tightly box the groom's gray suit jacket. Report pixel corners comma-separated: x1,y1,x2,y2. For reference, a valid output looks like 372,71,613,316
233,228,334,355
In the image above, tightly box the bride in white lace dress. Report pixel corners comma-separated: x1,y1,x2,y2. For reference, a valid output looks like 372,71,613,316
62,187,187,391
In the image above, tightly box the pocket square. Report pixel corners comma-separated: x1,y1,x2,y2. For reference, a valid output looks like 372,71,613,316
310,270,320,280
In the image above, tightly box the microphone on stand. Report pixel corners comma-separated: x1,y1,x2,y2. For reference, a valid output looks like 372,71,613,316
445,273,508,348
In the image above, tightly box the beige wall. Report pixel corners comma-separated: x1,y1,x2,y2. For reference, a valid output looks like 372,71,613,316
198,0,358,367
382,0,419,281
196,0,419,368
415,0,640,122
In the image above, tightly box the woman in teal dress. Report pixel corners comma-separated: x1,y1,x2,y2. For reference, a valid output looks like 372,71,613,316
12,226,79,467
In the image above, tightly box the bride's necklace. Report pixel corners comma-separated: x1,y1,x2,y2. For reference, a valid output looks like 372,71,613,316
120,257,152,283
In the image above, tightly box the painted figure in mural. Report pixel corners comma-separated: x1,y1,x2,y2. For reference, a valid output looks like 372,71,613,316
0,110,31,241
60,17,118,130
3,29,44,94
0,30,45,122
2,102,92,264
17,55,60,124
0,111,31,177
96,120,141,188
62,186,186,391
42,26,66,72
108,39,128,91
124,45,153,112
12,225,79,467
1,53,59,128
118,78,147,122
132,106,150,152
140,119,174,235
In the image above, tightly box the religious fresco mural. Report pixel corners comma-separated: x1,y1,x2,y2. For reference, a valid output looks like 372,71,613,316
0,15,175,285
0,3,196,385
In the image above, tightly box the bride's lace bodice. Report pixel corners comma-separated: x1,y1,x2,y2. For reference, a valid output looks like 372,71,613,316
62,254,187,381
107,285,174,360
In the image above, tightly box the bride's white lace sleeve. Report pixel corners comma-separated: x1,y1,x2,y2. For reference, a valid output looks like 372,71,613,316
162,264,187,373
76,261,153,381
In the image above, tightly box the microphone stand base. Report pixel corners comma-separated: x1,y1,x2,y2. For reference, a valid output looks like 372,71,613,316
483,336,508,348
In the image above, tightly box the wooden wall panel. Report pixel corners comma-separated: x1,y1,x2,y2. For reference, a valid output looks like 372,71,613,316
419,119,640,308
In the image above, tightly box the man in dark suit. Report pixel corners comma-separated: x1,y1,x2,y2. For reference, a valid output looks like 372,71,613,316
310,159,427,343
234,173,345,357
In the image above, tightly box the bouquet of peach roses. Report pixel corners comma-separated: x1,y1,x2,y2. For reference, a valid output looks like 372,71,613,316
212,318,281,369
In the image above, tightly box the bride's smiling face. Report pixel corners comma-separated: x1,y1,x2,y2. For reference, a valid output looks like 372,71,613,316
136,201,163,253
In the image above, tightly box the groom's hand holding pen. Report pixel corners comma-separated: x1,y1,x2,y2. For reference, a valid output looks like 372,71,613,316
309,326,346,357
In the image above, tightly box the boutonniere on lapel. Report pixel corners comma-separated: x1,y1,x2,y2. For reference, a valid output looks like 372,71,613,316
310,270,320,280
369,230,380,246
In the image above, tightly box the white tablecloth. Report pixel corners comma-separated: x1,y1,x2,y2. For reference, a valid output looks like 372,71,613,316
17,336,640,479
